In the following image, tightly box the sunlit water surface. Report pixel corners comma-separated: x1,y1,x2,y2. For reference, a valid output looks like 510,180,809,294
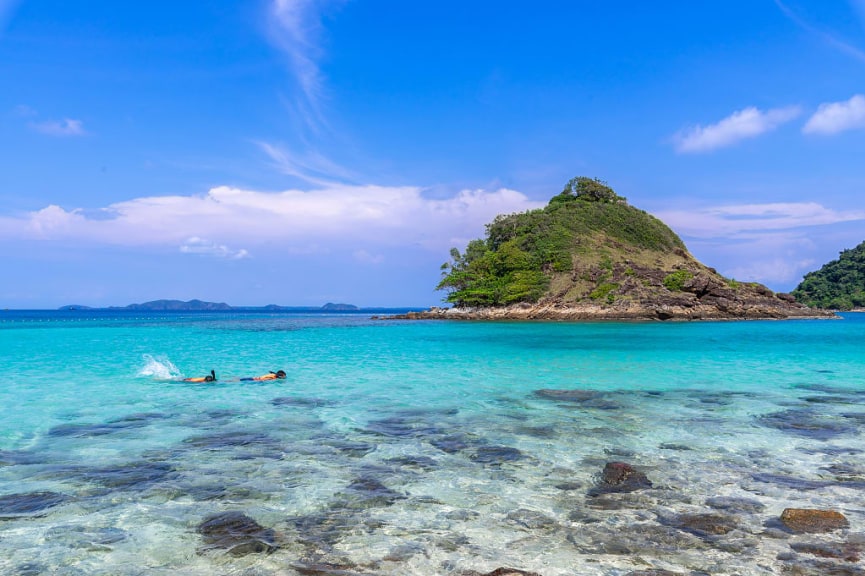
1,310,864,575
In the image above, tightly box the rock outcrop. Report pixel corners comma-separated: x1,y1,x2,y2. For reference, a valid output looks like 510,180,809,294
389,291,833,321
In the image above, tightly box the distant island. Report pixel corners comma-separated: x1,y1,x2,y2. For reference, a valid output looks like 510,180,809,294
58,300,361,312
792,240,865,311
395,177,835,321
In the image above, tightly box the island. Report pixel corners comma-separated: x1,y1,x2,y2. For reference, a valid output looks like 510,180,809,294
393,177,835,321
59,300,360,312
792,240,865,311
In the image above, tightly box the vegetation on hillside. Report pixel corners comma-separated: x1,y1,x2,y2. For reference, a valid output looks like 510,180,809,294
436,177,687,306
792,241,865,310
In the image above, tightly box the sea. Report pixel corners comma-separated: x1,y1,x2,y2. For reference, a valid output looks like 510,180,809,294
1,309,864,575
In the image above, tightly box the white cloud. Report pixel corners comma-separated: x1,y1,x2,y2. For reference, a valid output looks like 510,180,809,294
30,118,86,137
657,202,865,238
180,237,250,259
0,184,544,256
673,106,801,153
803,94,865,134
268,0,339,132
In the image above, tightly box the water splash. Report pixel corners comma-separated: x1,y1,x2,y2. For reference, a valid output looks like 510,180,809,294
137,354,181,379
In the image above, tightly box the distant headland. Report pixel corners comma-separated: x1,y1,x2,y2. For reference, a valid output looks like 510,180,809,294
58,300,361,312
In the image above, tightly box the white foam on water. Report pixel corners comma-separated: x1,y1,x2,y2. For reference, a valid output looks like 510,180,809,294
137,354,181,380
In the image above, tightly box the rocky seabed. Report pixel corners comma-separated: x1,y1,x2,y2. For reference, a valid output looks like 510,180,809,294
1,383,864,575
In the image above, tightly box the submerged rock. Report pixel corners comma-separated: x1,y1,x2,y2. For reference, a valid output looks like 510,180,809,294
588,461,652,496
271,396,335,407
14,563,48,576
751,472,832,491
48,413,167,438
197,511,278,556
365,415,443,438
533,389,620,410
462,569,541,576
186,484,257,502
384,454,439,470
45,524,128,551
79,461,177,490
571,522,703,556
664,512,740,539
430,432,484,454
505,508,558,530
324,439,376,457
705,496,765,514
780,508,849,533
790,541,862,562
48,422,123,438
0,491,68,519
340,476,406,509
183,430,279,450
757,409,857,440
470,445,525,465
292,561,368,575
779,559,865,575
0,450,43,466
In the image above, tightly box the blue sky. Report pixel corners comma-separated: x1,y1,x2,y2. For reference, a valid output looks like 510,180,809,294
1,0,864,308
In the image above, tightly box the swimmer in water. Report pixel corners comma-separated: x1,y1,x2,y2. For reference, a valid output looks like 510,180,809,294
183,369,216,383
239,370,286,382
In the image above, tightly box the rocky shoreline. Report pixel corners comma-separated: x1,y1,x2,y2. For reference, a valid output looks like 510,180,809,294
390,260,841,321
383,300,837,321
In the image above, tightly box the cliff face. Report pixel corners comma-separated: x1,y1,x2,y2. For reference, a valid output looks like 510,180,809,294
419,178,834,321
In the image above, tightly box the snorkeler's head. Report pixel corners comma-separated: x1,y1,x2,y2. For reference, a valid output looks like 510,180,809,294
205,370,216,382
275,370,286,379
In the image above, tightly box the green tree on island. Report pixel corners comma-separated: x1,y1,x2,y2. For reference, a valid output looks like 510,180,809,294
793,241,865,310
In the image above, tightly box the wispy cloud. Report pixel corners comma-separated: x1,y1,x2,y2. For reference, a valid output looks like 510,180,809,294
180,237,250,259
257,141,356,186
657,202,865,238
673,106,801,153
803,94,865,134
29,118,86,137
0,184,544,256
775,0,865,63
268,0,337,133
263,2,357,186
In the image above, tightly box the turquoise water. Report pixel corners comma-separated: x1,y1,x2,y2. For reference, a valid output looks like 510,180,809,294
1,311,864,575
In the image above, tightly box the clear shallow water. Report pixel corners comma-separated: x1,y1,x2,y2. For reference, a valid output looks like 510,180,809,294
1,310,864,575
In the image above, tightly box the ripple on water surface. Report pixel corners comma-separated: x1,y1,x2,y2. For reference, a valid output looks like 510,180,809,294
0,312,864,575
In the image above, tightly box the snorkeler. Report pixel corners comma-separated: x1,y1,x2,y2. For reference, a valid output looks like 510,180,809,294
240,370,286,382
183,369,216,383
